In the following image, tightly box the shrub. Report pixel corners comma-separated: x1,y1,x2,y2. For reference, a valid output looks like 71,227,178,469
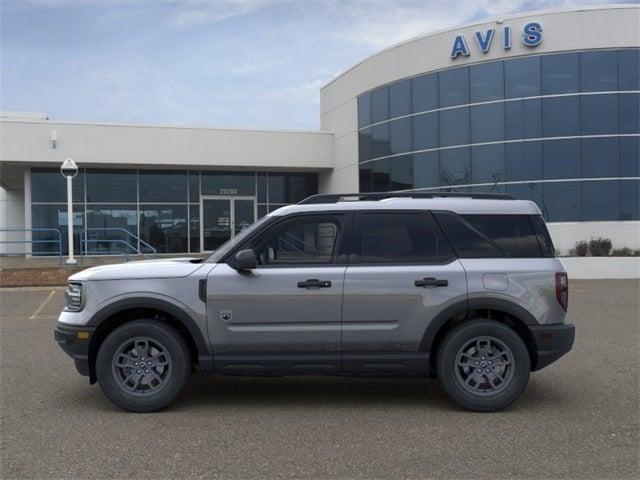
589,237,612,256
611,247,640,257
575,241,589,257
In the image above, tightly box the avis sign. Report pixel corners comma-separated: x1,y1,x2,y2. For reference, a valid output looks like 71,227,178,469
450,22,543,59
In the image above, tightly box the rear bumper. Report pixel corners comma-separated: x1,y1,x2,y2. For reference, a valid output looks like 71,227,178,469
54,323,96,378
530,322,575,371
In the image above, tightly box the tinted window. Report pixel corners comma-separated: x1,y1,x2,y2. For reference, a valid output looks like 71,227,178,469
506,142,543,181
389,79,411,118
31,204,84,255
582,180,620,221
31,168,84,203
439,67,469,107
461,214,543,257
86,170,136,203
188,171,200,202
620,136,640,177
358,212,453,264
440,148,470,185
390,155,413,190
139,171,187,203
413,152,440,189
389,117,412,155
470,103,505,143
581,51,618,92
256,172,267,203
189,204,200,252
359,128,373,162
411,73,438,112
530,215,555,257
505,56,541,98
371,124,390,158
202,172,254,196
618,49,640,90
434,212,501,258
139,205,188,253
621,180,640,220
581,137,619,178
542,96,580,137
543,139,580,180
372,159,390,191
620,93,639,134
581,94,619,135
505,99,542,140
439,107,469,147
358,94,371,128
254,217,340,265
412,112,438,150
542,181,581,222
541,53,579,94
268,174,317,204
471,144,505,185
371,87,389,123
470,61,504,102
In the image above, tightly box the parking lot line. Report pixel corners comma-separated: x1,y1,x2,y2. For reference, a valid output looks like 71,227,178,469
29,289,57,320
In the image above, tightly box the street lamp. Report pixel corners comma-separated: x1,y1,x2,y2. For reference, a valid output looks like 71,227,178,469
60,158,78,265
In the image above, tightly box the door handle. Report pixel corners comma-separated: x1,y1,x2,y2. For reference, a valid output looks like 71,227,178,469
297,279,332,289
415,277,448,287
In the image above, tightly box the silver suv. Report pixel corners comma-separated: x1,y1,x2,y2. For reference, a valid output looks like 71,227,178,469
55,191,574,412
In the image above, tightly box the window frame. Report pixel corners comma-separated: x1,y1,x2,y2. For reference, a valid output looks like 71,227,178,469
348,210,456,266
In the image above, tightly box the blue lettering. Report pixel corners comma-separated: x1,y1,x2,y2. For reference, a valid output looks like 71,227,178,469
450,35,470,59
474,29,495,53
503,26,511,50
522,22,543,47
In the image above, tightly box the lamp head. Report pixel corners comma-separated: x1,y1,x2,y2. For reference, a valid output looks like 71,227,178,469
60,158,78,179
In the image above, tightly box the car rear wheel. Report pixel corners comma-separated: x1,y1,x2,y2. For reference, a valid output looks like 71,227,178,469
436,319,530,412
96,320,191,412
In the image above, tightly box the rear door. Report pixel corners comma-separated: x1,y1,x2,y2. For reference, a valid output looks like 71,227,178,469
341,211,467,374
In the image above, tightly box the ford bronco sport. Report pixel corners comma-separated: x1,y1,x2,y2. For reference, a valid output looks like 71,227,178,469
55,191,574,412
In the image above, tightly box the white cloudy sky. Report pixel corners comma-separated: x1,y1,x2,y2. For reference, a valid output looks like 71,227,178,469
0,0,628,129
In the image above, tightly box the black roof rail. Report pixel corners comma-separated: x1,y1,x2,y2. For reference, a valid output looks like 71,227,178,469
298,190,515,205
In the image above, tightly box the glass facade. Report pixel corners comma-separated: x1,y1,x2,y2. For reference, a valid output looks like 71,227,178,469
357,48,640,222
30,168,317,255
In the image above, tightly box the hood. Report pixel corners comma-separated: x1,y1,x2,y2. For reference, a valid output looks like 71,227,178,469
69,258,208,282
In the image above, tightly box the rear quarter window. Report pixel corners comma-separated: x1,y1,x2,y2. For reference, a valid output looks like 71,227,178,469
434,212,547,258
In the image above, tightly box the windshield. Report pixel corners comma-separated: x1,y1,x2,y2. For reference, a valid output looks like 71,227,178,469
205,215,272,263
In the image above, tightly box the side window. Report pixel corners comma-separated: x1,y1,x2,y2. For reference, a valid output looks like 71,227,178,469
356,212,454,264
433,212,503,258
253,216,340,266
530,215,556,257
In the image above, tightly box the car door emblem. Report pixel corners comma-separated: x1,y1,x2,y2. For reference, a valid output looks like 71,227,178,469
220,310,233,321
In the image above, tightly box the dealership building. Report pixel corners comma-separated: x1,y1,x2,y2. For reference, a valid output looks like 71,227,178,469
1,5,638,257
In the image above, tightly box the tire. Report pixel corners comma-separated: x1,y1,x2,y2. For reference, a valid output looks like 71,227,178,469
96,320,191,412
436,319,530,412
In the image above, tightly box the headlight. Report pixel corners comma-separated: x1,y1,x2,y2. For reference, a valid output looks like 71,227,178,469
64,283,83,311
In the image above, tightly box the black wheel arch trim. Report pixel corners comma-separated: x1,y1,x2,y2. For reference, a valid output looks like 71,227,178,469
87,297,214,374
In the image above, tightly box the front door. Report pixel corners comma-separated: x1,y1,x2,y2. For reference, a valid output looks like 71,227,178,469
200,196,256,252
206,213,348,375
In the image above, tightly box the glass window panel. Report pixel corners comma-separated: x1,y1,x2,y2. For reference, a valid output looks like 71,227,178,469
505,99,542,140
257,204,268,219
201,172,255,196
358,93,371,128
582,138,619,178
620,93,639,135
619,49,640,91
257,173,267,203
505,56,541,98
371,123,390,158
390,155,413,190
414,152,439,189
372,158,390,191
581,51,618,92
440,147,470,186
139,170,187,203
620,137,640,177
542,96,579,137
581,94,619,135
621,180,640,220
267,173,317,204
86,170,136,203
85,205,138,255
505,182,544,208
139,205,188,253
359,163,373,192
471,144,505,186
433,212,502,258
439,107,469,147
582,180,620,221
412,73,438,113
412,112,438,151
542,182,581,222
359,212,453,264
389,79,411,118
371,86,389,123
389,117,412,155
31,204,84,256
470,103,505,143
541,53,579,94
268,204,287,213
359,128,373,162
439,67,469,107
31,168,84,203
506,142,543,181
188,171,200,202
470,61,504,102
462,214,542,257
543,139,580,180
189,204,200,253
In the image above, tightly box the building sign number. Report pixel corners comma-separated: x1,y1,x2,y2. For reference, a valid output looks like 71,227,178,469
451,22,542,59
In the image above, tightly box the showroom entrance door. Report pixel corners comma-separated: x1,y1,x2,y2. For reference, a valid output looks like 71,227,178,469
200,196,256,252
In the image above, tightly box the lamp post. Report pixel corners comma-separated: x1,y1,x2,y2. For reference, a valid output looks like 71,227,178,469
60,158,78,265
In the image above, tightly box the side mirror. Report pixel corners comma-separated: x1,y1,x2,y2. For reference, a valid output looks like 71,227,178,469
231,249,257,271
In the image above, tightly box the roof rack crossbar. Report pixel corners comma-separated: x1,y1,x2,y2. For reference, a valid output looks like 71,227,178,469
298,190,515,204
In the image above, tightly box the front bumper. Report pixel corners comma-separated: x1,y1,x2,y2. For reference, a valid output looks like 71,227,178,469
530,322,575,371
54,323,96,378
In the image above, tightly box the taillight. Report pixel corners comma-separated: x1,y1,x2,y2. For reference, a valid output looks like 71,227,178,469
555,272,569,311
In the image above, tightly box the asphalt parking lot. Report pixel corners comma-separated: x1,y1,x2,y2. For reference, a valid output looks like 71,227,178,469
1,280,638,479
